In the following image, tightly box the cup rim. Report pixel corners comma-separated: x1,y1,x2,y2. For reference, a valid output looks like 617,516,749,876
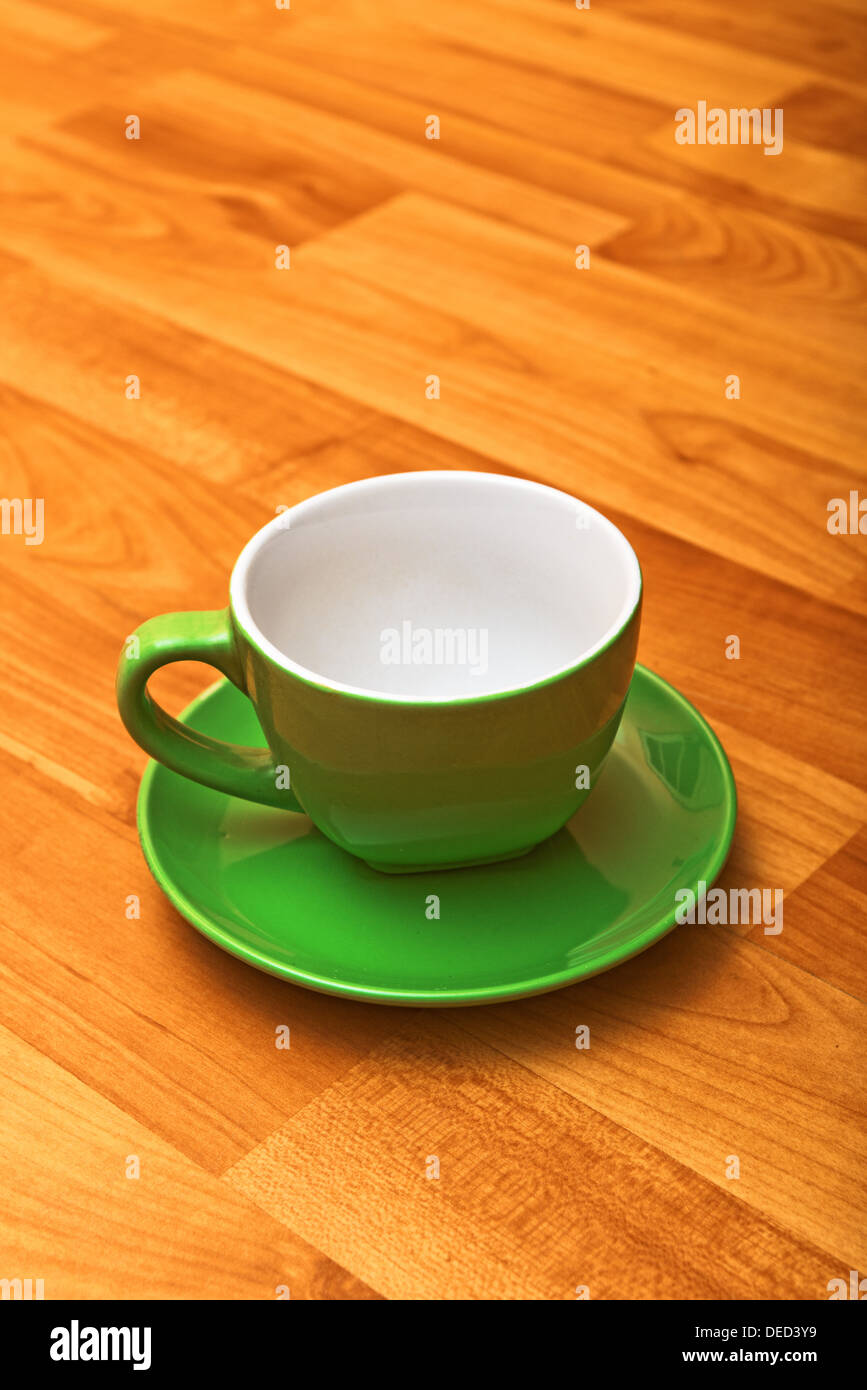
229,471,643,706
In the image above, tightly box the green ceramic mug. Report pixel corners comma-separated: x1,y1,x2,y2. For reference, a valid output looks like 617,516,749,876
117,471,642,872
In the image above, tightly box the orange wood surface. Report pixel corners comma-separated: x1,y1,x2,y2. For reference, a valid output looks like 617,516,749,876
0,0,865,1300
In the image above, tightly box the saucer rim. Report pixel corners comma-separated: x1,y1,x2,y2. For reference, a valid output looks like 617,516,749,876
136,664,737,1007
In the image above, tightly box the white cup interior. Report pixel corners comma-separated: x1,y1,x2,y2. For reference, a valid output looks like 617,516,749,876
231,472,641,701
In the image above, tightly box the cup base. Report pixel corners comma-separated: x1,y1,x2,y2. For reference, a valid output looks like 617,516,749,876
363,843,540,875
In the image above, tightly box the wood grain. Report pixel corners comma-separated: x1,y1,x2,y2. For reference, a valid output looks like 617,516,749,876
0,0,864,1300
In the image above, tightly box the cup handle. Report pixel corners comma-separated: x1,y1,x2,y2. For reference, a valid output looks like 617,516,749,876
116,608,302,811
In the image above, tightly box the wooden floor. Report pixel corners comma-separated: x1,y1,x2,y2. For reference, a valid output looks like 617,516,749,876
1,0,865,1301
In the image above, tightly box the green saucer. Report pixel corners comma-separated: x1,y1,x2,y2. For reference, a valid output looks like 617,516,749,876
137,666,736,1006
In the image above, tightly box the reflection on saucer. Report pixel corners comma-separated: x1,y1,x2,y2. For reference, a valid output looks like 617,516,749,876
639,729,722,811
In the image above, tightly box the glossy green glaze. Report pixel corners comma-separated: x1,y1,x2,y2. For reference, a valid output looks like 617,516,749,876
116,610,302,811
235,598,641,871
118,598,641,872
136,665,737,1006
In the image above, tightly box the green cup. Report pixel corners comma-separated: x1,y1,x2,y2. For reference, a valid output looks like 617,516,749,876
117,472,642,872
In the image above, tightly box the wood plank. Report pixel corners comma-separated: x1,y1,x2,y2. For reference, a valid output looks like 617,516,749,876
0,1024,381,1298
0,756,400,1174
769,828,867,998
452,934,867,1268
4,168,861,614
599,195,867,354
55,67,628,248
641,127,867,225
225,1022,843,1299
0,271,373,483
385,0,811,108
602,0,867,87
